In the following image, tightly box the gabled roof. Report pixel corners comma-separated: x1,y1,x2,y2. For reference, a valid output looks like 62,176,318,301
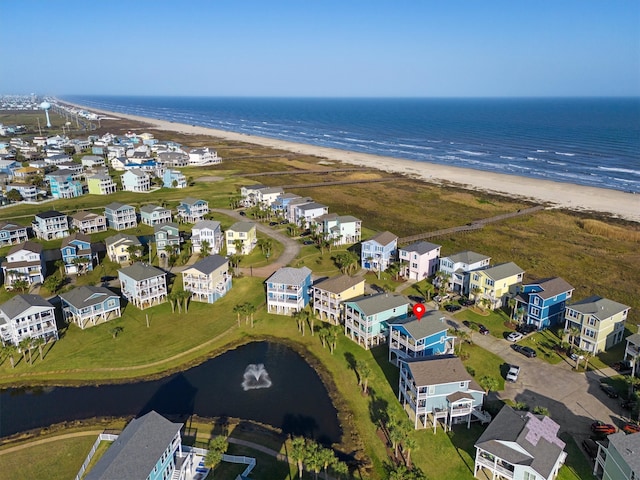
104,202,134,211
0,221,26,232
346,293,408,316
139,204,169,214
626,333,640,347
475,406,566,480
85,411,182,480
524,277,574,300
388,311,449,340
365,231,398,247
296,202,327,211
72,211,104,221
228,221,256,233
8,240,42,255
267,266,312,285
567,295,630,319
180,197,206,206
60,286,119,309
401,240,441,255
35,210,66,219
447,250,490,265
104,233,140,248
61,233,91,248
192,220,221,231
478,262,524,281
0,294,53,319
153,222,179,234
313,274,364,294
119,263,165,282
404,354,482,389
336,215,361,223
607,432,640,474
259,187,284,195
186,255,228,275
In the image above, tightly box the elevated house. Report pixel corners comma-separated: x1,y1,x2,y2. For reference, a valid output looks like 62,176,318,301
181,255,232,304
87,173,117,195
104,202,137,231
515,277,574,330
121,168,151,192
188,146,221,165
61,233,95,274
225,221,257,255
0,221,29,246
474,405,567,480
624,331,640,377
157,151,189,167
266,266,313,315
399,241,441,281
399,355,487,431
60,286,121,330
118,262,167,310
285,197,314,223
255,186,285,208
468,262,525,309
271,193,304,216
46,170,84,199
191,220,223,254
6,183,38,201
240,184,267,207
312,274,366,324
312,214,362,245
438,250,491,295
105,233,142,264
564,296,630,353
154,223,181,258
84,410,193,480
32,210,69,240
388,311,456,365
140,204,172,226
176,198,208,223
594,431,640,480
344,293,409,349
0,294,57,346
71,211,108,234
293,201,329,227
81,155,105,169
1,241,45,288
361,231,398,273
163,169,187,189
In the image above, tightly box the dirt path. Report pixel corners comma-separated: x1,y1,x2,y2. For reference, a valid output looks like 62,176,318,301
0,430,102,455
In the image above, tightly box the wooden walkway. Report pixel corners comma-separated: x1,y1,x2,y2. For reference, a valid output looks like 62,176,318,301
237,167,371,177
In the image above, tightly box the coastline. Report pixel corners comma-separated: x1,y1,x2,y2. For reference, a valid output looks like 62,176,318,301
65,101,640,223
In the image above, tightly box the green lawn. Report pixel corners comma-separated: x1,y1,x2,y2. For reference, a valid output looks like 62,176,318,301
518,329,565,365
454,308,514,339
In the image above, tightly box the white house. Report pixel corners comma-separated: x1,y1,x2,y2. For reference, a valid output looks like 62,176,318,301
0,294,58,346
191,220,223,254
438,251,491,295
188,147,221,165
1,241,45,288
118,262,167,310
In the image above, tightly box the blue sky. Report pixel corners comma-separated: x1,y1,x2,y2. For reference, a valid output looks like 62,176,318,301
1,0,638,97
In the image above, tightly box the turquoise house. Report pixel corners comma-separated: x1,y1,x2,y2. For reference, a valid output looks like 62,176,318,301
515,277,574,330
60,233,94,274
46,171,84,199
388,311,456,365
344,293,409,349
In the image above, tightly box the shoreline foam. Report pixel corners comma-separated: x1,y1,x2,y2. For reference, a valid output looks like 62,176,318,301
64,101,640,223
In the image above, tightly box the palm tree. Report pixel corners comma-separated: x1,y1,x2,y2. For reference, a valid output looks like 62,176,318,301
328,325,341,354
110,326,123,339
304,441,323,480
335,251,358,275
479,375,499,394
18,338,32,365
386,262,401,281
331,461,349,480
32,337,46,361
54,259,66,276
402,436,418,468
200,240,211,258
471,286,483,305
421,282,435,302
507,297,517,322
625,376,640,398
2,343,18,368
233,239,244,256
167,292,178,314
306,307,317,336
43,274,64,294
233,303,245,327
13,278,30,293
245,303,257,328
356,360,371,394
567,326,581,346
293,309,306,336
290,437,307,479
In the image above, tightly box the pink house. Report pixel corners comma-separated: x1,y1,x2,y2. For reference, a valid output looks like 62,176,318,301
399,241,441,281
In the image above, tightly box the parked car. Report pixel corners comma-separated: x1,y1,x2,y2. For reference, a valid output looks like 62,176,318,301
506,365,520,382
591,421,616,435
516,324,537,335
302,240,314,245
462,320,472,328
459,298,475,307
445,304,461,312
434,294,450,303
239,210,246,216
479,324,490,335
507,332,524,342
280,220,289,225
621,399,637,411
512,345,536,358
613,361,633,374
269,221,278,226
569,351,584,361
582,438,599,459
622,422,640,434
599,383,619,399
408,295,425,304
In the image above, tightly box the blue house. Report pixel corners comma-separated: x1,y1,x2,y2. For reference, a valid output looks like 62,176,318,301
266,266,313,315
60,285,121,329
84,410,192,480
344,293,410,349
46,170,84,199
176,198,208,223
61,233,95,274
154,223,181,258
398,355,488,431
361,231,398,273
388,311,456,365
515,277,574,330
163,169,187,189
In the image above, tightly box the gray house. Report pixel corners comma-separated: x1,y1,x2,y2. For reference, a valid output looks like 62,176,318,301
60,286,121,330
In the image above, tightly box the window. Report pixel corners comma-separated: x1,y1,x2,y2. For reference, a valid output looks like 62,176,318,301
428,385,435,395
588,316,596,326
523,472,537,480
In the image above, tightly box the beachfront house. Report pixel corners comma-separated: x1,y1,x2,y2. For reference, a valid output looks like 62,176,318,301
118,262,167,310
438,251,491,295
0,221,29,246
225,221,257,255
32,210,69,240
312,214,362,246
399,355,487,431
284,197,314,223
474,406,567,480
121,168,151,192
0,294,58,346
271,193,303,217
104,202,137,231
140,204,172,226
71,211,108,234
189,147,221,165
312,274,366,324
105,233,142,264
515,277,575,330
59,285,122,330
6,183,38,201
163,169,187,189
176,198,208,223
240,184,267,207
87,173,117,195
157,151,189,167
399,241,441,281
1,241,45,288
60,233,95,275
388,311,456,365
293,202,329,227
594,431,640,480
266,266,313,316
191,220,223,254
81,155,105,169
154,223,181,258
361,231,398,274
468,262,525,309
182,255,232,304
564,296,630,353
84,410,193,480
46,170,84,199
256,187,285,208
344,293,409,349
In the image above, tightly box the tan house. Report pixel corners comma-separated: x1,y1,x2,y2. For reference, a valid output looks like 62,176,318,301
225,222,257,255
105,233,142,264
312,274,365,324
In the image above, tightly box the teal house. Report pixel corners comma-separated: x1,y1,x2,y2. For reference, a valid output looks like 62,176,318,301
46,171,84,199
344,293,409,349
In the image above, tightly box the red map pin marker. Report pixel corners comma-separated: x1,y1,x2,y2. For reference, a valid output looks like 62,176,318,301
413,303,426,321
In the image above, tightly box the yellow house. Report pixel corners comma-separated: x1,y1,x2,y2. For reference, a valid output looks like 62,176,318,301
105,233,142,264
87,174,117,195
469,262,524,309
312,274,366,324
564,296,630,353
225,221,257,255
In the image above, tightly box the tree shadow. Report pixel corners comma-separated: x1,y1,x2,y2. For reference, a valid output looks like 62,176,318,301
281,413,321,442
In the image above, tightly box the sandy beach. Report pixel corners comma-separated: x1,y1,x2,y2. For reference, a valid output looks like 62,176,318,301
67,103,640,223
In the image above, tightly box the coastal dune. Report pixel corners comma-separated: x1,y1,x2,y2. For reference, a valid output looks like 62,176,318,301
70,104,640,223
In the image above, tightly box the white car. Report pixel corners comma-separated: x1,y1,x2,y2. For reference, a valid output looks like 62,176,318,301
506,365,520,382
507,332,524,342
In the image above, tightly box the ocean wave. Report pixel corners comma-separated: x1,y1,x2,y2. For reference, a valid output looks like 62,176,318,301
547,161,567,166
499,156,516,160
457,149,487,156
555,152,576,156
597,166,640,176
535,149,548,153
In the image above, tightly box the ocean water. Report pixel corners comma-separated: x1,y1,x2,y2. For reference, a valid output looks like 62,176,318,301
63,96,640,193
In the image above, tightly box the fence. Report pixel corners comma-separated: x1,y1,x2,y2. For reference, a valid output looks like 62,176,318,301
74,433,119,480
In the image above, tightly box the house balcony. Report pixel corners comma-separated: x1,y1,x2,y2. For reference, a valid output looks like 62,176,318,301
476,455,514,479
268,297,302,307
626,345,640,358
